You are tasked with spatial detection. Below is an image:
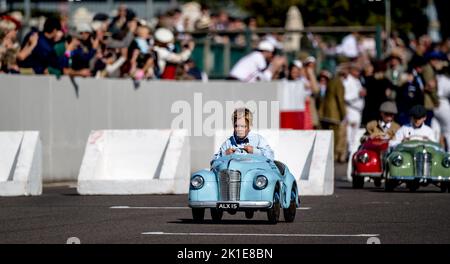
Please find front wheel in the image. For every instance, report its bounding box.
[352,176,364,189]
[385,179,396,192]
[439,183,447,193]
[245,210,254,219]
[407,181,419,192]
[374,178,382,188]
[283,188,297,223]
[384,167,395,192]
[267,187,280,224]
[192,208,205,222]
[210,208,223,222]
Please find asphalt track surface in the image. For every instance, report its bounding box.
[1,163,449,244]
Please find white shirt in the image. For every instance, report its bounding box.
[343,74,365,112]
[213,131,274,160]
[379,121,392,132]
[336,34,359,58]
[229,51,272,82]
[153,45,192,75]
[437,74,450,99]
[389,123,437,148]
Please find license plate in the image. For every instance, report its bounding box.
[217,203,239,210]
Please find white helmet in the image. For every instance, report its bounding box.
[293,60,303,69]
[154,28,174,43]
[257,40,275,52]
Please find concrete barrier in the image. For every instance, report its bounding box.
[346,129,366,182]
[0,75,279,182]
[214,130,334,195]
[0,131,42,196]
[77,129,190,195]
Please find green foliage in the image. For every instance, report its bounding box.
[235,0,429,35]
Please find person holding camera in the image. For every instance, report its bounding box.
[229,40,285,82]
[18,16,63,74]
[152,27,194,80]
[62,23,100,77]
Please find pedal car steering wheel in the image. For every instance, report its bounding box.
[405,135,429,142]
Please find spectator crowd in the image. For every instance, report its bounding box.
[1,3,450,157]
[0,3,265,81]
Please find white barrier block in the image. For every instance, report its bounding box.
[346,129,366,182]
[77,129,190,195]
[0,131,42,196]
[300,131,334,195]
[214,130,334,195]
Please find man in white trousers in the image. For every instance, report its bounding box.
[343,63,366,159]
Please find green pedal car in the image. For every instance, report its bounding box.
[384,136,450,192]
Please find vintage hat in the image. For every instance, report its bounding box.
[76,23,93,33]
[409,105,427,119]
[379,101,398,114]
[154,27,174,43]
[304,56,316,64]
[257,40,275,53]
[292,60,303,69]
[319,69,332,80]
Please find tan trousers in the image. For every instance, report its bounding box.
[325,123,347,162]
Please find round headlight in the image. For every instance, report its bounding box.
[358,152,369,164]
[190,175,204,189]
[391,155,403,167]
[442,156,450,168]
[255,175,268,189]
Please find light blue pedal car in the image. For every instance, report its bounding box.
[188,154,300,224]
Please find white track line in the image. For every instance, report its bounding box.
[142,232,379,237]
[110,206,188,210]
[110,206,311,210]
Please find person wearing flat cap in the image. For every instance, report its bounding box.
[363,101,400,141]
[389,104,437,148]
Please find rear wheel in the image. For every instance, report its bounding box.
[352,176,364,189]
[439,183,447,193]
[407,181,419,192]
[192,208,205,222]
[385,180,396,192]
[384,167,395,192]
[374,178,382,188]
[283,187,297,223]
[267,187,281,224]
[210,208,223,222]
[245,210,254,219]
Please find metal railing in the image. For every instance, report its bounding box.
[184,26,382,79]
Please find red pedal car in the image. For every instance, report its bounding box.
[351,137,390,188]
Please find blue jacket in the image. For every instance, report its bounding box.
[213,131,274,160]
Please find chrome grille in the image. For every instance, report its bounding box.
[219,170,241,201]
[414,151,432,177]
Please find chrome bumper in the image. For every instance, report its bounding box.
[189,201,272,209]
[353,172,383,178]
[388,176,450,181]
